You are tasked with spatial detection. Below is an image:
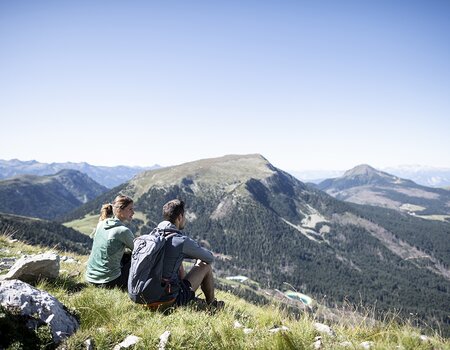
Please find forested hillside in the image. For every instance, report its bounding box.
[64,154,450,335]
[0,213,92,254]
[0,170,107,220]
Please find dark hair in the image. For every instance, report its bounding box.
[163,199,185,223]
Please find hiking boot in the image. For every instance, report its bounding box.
[190,297,208,311]
[208,299,225,311]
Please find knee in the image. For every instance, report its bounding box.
[195,260,212,273]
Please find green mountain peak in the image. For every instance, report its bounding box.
[128,154,276,200]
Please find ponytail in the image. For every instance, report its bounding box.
[99,195,133,221]
[100,203,113,221]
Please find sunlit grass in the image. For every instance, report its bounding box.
[63,214,99,236]
[2,235,450,350]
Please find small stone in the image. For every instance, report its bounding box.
[419,335,430,342]
[360,341,374,349]
[312,338,322,349]
[84,338,95,350]
[313,322,335,336]
[340,341,352,347]
[234,320,243,328]
[243,328,253,334]
[268,325,289,333]
[159,331,171,350]
[113,335,141,350]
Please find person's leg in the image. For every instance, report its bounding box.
[119,254,132,291]
[185,260,215,304]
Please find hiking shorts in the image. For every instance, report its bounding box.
[175,279,196,306]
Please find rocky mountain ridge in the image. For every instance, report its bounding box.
[0,159,159,188]
[317,164,450,220]
[292,165,450,188]
[0,169,107,220]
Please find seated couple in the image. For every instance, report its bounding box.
[85,196,223,308]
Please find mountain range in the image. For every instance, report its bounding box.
[317,164,450,221]
[0,159,159,188]
[291,165,450,188]
[62,154,450,333]
[0,169,107,220]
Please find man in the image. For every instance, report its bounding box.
[156,199,223,308]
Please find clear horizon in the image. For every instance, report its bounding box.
[1,1,449,171]
[3,155,450,175]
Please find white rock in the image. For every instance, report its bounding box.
[360,341,374,349]
[0,253,60,283]
[113,335,141,350]
[159,331,171,350]
[0,279,79,344]
[313,322,335,336]
[419,335,430,342]
[312,338,322,349]
[268,325,289,333]
[243,328,253,334]
[84,338,95,350]
[340,341,353,347]
[234,320,243,328]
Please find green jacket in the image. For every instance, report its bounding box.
[85,217,135,284]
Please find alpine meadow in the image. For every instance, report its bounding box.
[62,154,450,337]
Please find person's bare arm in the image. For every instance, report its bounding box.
[178,263,186,279]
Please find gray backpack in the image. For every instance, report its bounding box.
[128,227,180,304]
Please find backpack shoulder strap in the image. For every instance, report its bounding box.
[162,228,182,234]
[160,227,182,238]
[163,232,178,241]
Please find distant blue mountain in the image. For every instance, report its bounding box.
[317,164,450,218]
[383,165,450,188]
[0,159,160,188]
[290,165,450,188]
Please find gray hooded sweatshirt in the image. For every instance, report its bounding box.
[157,220,214,299]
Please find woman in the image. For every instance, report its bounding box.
[86,194,135,290]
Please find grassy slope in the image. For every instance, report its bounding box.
[0,236,448,350]
[63,211,148,236]
[63,213,98,236]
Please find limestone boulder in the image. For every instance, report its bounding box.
[0,253,59,283]
[0,279,79,344]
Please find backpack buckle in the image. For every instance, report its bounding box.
[162,278,172,293]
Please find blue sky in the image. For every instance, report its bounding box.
[1,0,449,171]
